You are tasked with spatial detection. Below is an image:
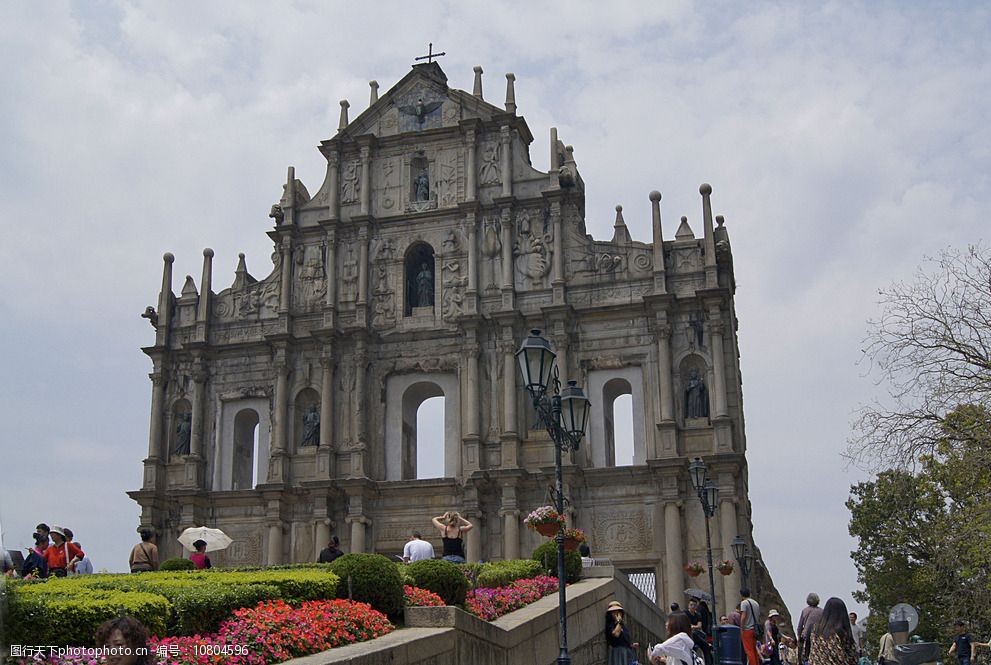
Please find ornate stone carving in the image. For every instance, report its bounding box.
[441,260,467,322]
[596,253,624,274]
[632,252,652,272]
[293,244,326,312]
[372,264,396,330]
[341,160,361,204]
[213,532,263,567]
[592,509,650,553]
[481,216,502,291]
[375,237,396,262]
[377,158,402,212]
[513,209,552,287]
[686,311,705,350]
[341,244,358,302]
[435,150,459,207]
[479,142,500,185]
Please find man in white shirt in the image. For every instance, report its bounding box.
[849,612,866,656]
[402,531,434,563]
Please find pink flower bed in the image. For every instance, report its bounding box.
[464,575,559,621]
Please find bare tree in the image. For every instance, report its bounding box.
[849,244,991,470]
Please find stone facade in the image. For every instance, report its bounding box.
[129,61,786,619]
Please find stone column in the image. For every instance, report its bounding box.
[354,342,368,445]
[314,520,331,561]
[325,228,337,309]
[664,500,685,606]
[348,516,367,553]
[320,355,334,448]
[650,191,667,293]
[156,253,175,344]
[279,237,292,314]
[553,332,569,383]
[147,372,166,460]
[500,126,512,197]
[196,248,213,342]
[466,520,481,563]
[189,366,207,458]
[503,340,517,436]
[551,202,564,302]
[466,212,478,296]
[701,184,717,288]
[465,129,477,201]
[501,509,520,560]
[465,345,480,438]
[267,523,283,565]
[357,228,369,306]
[359,145,371,216]
[708,320,728,418]
[657,322,675,422]
[720,498,739,606]
[500,209,513,290]
[327,152,340,221]
[273,363,289,453]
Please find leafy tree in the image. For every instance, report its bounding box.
[850,245,991,471]
[847,406,991,650]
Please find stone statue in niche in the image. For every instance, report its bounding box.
[415,263,434,306]
[415,171,430,202]
[686,311,704,350]
[300,404,320,447]
[174,413,192,456]
[481,216,502,291]
[341,161,360,204]
[684,369,709,419]
[479,142,500,185]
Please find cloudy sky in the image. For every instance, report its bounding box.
[2,1,987,622]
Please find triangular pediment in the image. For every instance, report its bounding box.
[335,62,510,141]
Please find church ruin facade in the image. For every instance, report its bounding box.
[130,60,784,613]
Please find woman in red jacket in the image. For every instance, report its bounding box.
[44,526,83,577]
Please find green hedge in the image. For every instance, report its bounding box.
[8,584,170,647]
[7,568,342,640]
[532,541,582,584]
[160,557,196,571]
[475,559,543,588]
[406,559,470,606]
[329,553,404,616]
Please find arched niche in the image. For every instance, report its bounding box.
[214,396,272,491]
[384,373,461,480]
[170,398,192,459]
[678,354,710,423]
[404,242,435,315]
[293,387,321,451]
[587,367,647,468]
[602,377,635,467]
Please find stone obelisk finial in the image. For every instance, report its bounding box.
[197,248,214,324]
[612,205,632,243]
[473,66,484,99]
[338,100,350,131]
[369,81,379,105]
[700,183,717,287]
[504,73,516,114]
[650,191,666,293]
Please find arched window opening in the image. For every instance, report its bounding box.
[233,409,259,490]
[400,381,444,479]
[404,242,436,315]
[603,378,633,467]
[416,397,445,479]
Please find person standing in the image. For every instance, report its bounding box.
[402,531,434,563]
[797,593,824,665]
[949,620,976,665]
[764,609,789,665]
[740,588,762,665]
[431,511,473,563]
[318,535,344,563]
[649,611,694,665]
[878,632,896,665]
[849,612,866,657]
[606,600,640,665]
[21,532,49,578]
[72,542,94,575]
[44,526,84,577]
[189,540,212,569]
[687,597,713,665]
[808,597,858,665]
[128,528,159,573]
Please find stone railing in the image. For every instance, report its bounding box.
[284,565,666,665]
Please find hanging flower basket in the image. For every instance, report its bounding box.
[684,561,705,577]
[524,506,566,538]
[562,527,586,552]
[717,560,735,576]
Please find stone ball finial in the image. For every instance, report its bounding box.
[369,80,378,88]
[699,183,712,195]
[615,204,623,212]
[239,252,246,259]
[163,252,175,263]
[474,65,483,73]
[649,191,662,202]
[681,216,688,222]
[716,215,725,227]
[340,99,350,109]
[203,248,215,258]
[506,72,516,81]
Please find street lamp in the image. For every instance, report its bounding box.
[731,535,753,590]
[517,329,590,665]
[689,457,721,665]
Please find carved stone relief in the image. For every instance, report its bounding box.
[441,260,467,322]
[513,209,552,288]
[397,87,445,132]
[479,142,500,185]
[481,216,502,292]
[592,509,650,553]
[212,531,263,567]
[372,264,396,330]
[341,244,358,303]
[293,244,326,312]
[375,158,402,215]
[435,150,460,207]
[341,160,361,204]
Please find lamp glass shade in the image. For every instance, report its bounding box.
[688,457,707,491]
[731,535,747,562]
[515,330,556,401]
[559,380,590,446]
[703,482,719,515]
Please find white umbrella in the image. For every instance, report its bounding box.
[178,526,232,553]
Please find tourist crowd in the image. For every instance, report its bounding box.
[3,523,92,579]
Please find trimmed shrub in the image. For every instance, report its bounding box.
[476,559,542,588]
[532,541,582,583]
[328,553,404,616]
[7,584,170,647]
[394,562,415,586]
[160,557,196,571]
[406,559,470,606]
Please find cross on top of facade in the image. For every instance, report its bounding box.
[415,43,446,64]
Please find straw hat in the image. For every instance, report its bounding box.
[768,609,781,618]
[607,601,625,613]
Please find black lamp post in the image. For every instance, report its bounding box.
[731,535,753,591]
[689,457,721,665]
[517,329,590,665]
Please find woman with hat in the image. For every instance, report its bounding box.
[606,600,640,665]
[43,525,84,577]
[763,609,791,665]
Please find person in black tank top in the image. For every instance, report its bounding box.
[431,511,474,563]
